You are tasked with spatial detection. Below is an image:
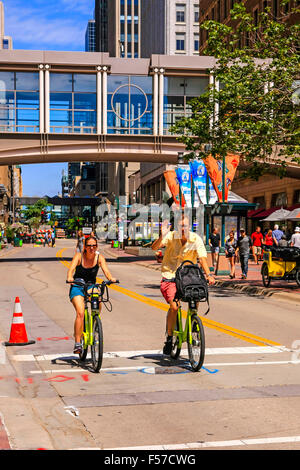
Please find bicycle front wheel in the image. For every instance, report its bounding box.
[79,316,88,362]
[91,315,103,373]
[187,315,205,372]
[170,317,181,359]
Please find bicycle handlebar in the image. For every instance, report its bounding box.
[66,279,119,287]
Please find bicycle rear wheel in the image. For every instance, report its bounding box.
[187,314,205,372]
[170,316,181,359]
[91,315,103,373]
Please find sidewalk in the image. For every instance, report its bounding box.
[102,243,300,304]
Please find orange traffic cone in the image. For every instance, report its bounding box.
[4,297,35,346]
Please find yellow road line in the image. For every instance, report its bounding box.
[57,248,281,347]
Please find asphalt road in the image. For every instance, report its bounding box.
[1,239,300,451]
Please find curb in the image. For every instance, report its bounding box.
[214,279,300,303]
[0,245,23,258]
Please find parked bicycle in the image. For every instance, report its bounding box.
[66,278,119,372]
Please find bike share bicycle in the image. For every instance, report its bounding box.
[67,278,119,372]
[170,260,210,372]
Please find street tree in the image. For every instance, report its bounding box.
[171,1,299,180]
[22,198,49,221]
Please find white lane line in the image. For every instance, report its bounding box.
[11,346,288,362]
[28,360,299,376]
[105,435,300,450]
[30,366,156,374]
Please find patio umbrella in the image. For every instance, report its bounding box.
[286,208,300,221]
[261,208,291,221]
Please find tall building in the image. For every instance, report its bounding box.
[85,19,96,52]
[0,1,12,49]
[140,0,200,57]
[95,0,108,53]
[95,0,141,58]
[95,0,200,58]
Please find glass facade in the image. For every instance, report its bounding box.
[163,76,209,134]
[0,71,39,132]
[107,75,152,134]
[120,0,139,58]
[50,73,97,134]
[0,70,209,136]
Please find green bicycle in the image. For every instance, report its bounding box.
[67,278,119,373]
[170,297,205,372]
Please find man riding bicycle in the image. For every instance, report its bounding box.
[152,214,215,355]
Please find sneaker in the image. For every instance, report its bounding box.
[163,336,173,355]
[73,342,82,354]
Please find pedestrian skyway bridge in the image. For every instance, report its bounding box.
[0,50,217,165]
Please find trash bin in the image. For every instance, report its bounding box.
[19,240,23,247]
[113,241,119,248]
[14,237,20,247]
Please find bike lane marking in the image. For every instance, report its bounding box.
[57,248,281,348]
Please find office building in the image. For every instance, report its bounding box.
[0,2,12,50]
[140,0,200,57]
[95,0,141,58]
[85,19,96,52]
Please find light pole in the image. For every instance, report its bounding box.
[177,151,184,208]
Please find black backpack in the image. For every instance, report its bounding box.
[174,260,210,315]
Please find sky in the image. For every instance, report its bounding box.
[2,0,95,196]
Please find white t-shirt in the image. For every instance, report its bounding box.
[291,233,300,248]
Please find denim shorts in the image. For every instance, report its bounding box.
[69,285,85,301]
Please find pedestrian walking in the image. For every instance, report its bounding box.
[209,227,220,268]
[264,229,274,247]
[291,227,300,248]
[278,234,288,247]
[225,230,237,279]
[76,229,85,254]
[272,224,284,246]
[51,229,56,247]
[236,228,252,279]
[251,226,263,263]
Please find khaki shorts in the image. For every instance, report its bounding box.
[253,246,262,255]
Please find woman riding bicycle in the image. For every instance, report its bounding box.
[67,235,116,354]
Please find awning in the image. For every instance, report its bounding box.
[252,207,279,219]
[261,208,291,221]
[248,208,265,218]
[287,208,300,221]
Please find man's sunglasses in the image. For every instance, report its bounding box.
[86,244,97,248]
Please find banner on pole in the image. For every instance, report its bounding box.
[175,165,200,208]
[164,170,185,206]
[189,159,217,205]
[203,154,240,202]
